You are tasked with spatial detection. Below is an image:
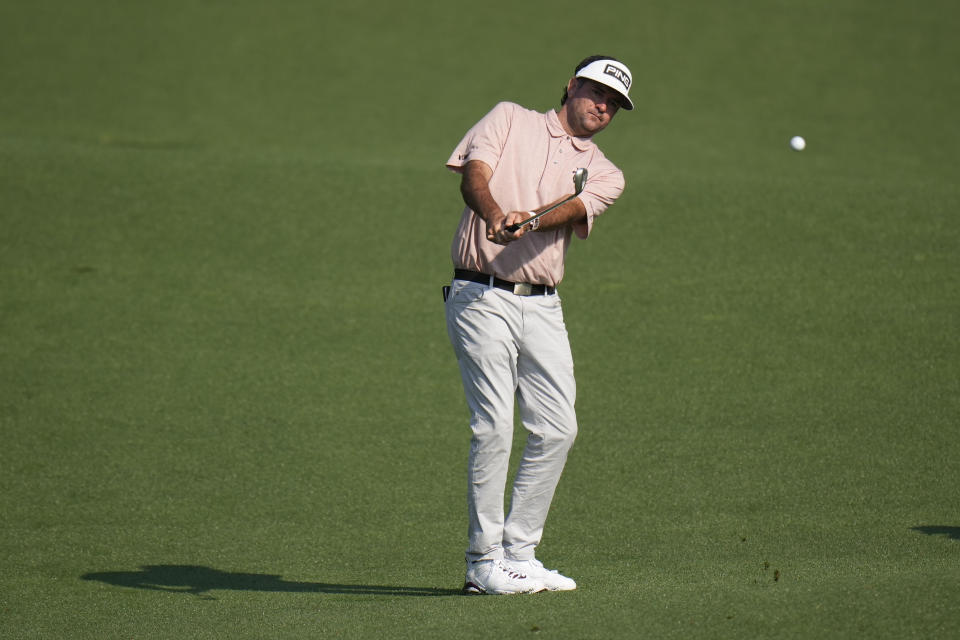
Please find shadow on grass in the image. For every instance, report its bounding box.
[81,564,462,598]
[911,525,960,540]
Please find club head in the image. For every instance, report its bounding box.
[573,168,587,194]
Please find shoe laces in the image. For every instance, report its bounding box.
[497,560,527,580]
[521,558,559,575]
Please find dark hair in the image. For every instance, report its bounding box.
[560,55,622,106]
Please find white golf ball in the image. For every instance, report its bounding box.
[790,136,806,151]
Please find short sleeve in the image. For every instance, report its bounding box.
[572,164,625,239]
[446,102,518,174]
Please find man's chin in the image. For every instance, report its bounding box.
[579,120,607,136]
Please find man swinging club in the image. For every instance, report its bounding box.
[443,55,634,595]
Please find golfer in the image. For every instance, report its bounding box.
[444,55,633,595]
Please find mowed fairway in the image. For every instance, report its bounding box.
[2,1,958,638]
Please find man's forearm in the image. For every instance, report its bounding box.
[460,161,504,224]
[529,197,588,231]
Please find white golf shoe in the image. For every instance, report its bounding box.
[504,558,577,591]
[463,559,547,595]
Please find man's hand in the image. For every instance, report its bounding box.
[486,211,532,245]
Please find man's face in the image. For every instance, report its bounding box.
[562,78,622,137]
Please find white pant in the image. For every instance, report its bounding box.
[445,278,578,563]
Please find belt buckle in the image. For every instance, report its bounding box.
[513,282,533,296]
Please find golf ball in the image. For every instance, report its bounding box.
[790,135,806,151]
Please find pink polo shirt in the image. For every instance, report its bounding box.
[446,101,625,287]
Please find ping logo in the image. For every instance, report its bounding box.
[604,64,631,90]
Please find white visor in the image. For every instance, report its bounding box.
[574,59,634,110]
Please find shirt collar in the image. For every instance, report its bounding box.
[546,110,594,151]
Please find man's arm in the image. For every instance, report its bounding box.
[460,160,587,243]
[460,160,520,245]
[460,160,503,227]
[526,195,587,232]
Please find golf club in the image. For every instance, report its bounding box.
[506,167,587,232]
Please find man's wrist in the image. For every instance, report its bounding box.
[527,211,540,231]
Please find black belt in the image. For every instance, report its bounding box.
[454,269,555,296]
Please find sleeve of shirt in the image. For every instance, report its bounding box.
[573,161,625,239]
[445,102,516,174]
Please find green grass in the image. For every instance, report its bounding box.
[2,0,959,638]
